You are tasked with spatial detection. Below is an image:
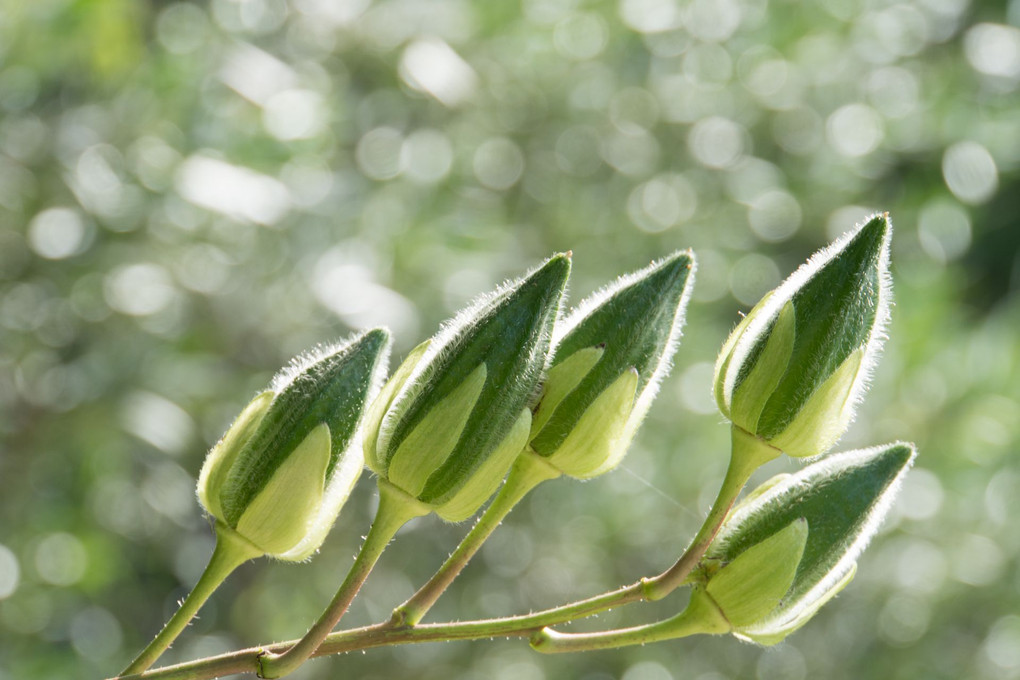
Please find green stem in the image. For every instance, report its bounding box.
[257,480,428,679]
[392,449,561,626]
[111,426,778,680]
[109,590,725,680]
[530,587,730,654]
[110,565,658,679]
[641,425,780,600]
[120,525,261,676]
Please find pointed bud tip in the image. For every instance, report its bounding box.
[659,249,695,269]
[359,327,392,350]
[887,441,917,467]
[532,252,572,283]
[855,212,892,248]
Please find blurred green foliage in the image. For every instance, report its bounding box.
[1,0,1018,678]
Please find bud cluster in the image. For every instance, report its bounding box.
[169,214,914,674]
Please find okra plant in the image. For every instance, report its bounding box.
[112,213,915,680]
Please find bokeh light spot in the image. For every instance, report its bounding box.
[555,126,603,176]
[177,155,291,224]
[729,253,780,306]
[773,107,822,156]
[917,198,971,263]
[400,38,477,108]
[827,104,884,157]
[619,0,681,34]
[104,264,177,317]
[878,593,931,646]
[866,67,920,119]
[603,129,660,176]
[474,137,525,190]
[34,532,88,587]
[942,141,998,205]
[0,544,19,599]
[71,606,123,661]
[952,534,1005,587]
[894,538,947,593]
[402,129,454,184]
[554,13,609,60]
[28,208,86,260]
[121,390,196,456]
[984,616,1020,671]
[756,644,807,680]
[263,89,326,141]
[748,190,802,243]
[678,361,717,415]
[628,174,696,233]
[896,467,943,521]
[622,661,673,680]
[965,23,1020,81]
[689,116,745,169]
[684,0,741,43]
[356,127,405,181]
[157,3,211,55]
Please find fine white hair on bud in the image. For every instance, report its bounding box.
[198,328,392,560]
[365,254,571,521]
[376,255,568,460]
[529,251,695,479]
[707,441,916,644]
[714,213,893,458]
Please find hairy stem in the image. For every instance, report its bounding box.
[641,425,780,600]
[392,450,561,626]
[111,426,775,680]
[120,525,261,676]
[257,480,428,678]
[530,587,730,654]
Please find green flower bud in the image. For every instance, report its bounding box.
[528,251,695,478]
[714,214,892,457]
[365,255,570,522]
[198,329,391,561]
[703,441,916,644]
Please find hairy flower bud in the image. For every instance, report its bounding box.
[198,329,391,560]
[528,251,695,478]
[364,255,570,521]
[702,441,916,644]
[714,214,892,457]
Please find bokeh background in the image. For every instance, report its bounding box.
[1,0,1019,678]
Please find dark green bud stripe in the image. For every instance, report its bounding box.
[383,255,570,506]
[708,442,915,617]
[219,329,390,526]
[531,251,693,456]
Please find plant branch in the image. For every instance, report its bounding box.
[530,587,730,654]
[120,525,262,676]
[641,425,780,600]
[256,480,428,678]
[392,449,561,626]
[111,425,775,680]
